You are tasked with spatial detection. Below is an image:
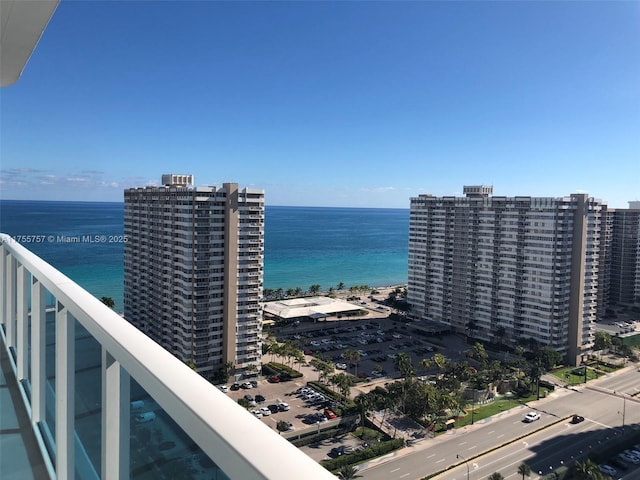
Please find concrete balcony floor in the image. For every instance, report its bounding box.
[0,339,48,480]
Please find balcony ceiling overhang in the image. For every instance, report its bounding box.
[1,0,58,87]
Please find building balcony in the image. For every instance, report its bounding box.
[0,234,334,480]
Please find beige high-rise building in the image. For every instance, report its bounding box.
[408,186,608,365]
[124,175,264,380]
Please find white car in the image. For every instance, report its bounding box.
[523,412,540,422]
[598,465,617,476]
[218,385,228,393]
[259,407,271,416]
[278,402,290,411]
[251,410,263,419]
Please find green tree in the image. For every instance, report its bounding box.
[574,458,604,480]
[535,346,561,371]
[309,284,321,295]
[100,296,115,309]
[331,373,351,398]
[344,349,361,377]
[338,465,360,480]
[354,393,373,428]
[594,331,612,351]
[337,282,345,290]
[517,463,531,480]
[393,352,415,379]
[488,473,504,480]
[467,342,489,369]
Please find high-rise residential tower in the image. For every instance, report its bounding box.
[124,175,264,380]
[408,186,608,365]
[608,202,640,306]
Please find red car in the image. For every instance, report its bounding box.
[268,375,281,383]
[324,408,337,419]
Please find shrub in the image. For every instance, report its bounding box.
[263,362,303,378]
[321,439,404,471]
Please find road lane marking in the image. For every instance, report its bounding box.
[468,445,477,450]
[427,454,435,459]
[400,474,411,478]
[459,442,467,446]
[437,458,445,463]
[390,468,401,473]
[488,430,495,434]
[497,434,504,439]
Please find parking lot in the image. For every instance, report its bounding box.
[223,374,344,435]
[220,309,470,460]
[273,316,464,383]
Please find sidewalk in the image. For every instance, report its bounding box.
[357,385,573,472]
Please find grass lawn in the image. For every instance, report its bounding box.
[452,389,549,428]
[551,366,600,385]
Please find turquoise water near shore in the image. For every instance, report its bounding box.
[0,200,409,310]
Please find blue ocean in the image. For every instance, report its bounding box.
[0,200,409,311]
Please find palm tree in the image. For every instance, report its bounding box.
[354,393,372,428]
[100,296,115,309]
[393,352,415,380]
[488,473,504,480]
[517,463,531,480]
[574,459,604,480]
[309,284,321,295]
[338,465,360,479]
[337,282,345,290]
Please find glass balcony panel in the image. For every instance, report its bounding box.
[74,318,102,476]
[44,305,56,456]
[130,379,230,480]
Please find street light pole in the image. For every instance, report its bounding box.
[457,454,470,480]
[471,391,476,425]
[615,391,626,431]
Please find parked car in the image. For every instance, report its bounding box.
[218,385,229,393]
[251,409,262,419]
[329,446,354,457]
[621,450,640,464]
[255,394,266,403]
[523,412,540,423]
[278,402,290,411]
[241,382,253,389]
[250,380,258,388]
[230,383,240,391]
[158,441,176,451]
[571,415,584,424]
[135,412,156,423]
[259,407,271,416]
[598,465,617,476]
[268,375,281,383]
[325,409,337,419]
[267,404,279,414]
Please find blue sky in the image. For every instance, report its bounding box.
[1,1,638,208]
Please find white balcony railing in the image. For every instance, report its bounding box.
[0,234,335,480]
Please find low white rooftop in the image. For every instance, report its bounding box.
[264,296,362,319]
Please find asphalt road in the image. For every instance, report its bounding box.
[359,367,640,480]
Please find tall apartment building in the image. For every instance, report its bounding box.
[408,186,608,365]
[124,175,264,380]
[608,202,640,305]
